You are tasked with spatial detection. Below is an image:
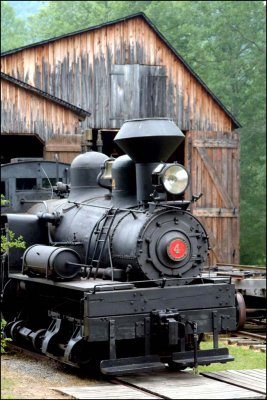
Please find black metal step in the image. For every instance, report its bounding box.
[100,355,165,375]
[172,348,234,367]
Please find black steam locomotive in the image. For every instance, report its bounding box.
[1,119,242,375]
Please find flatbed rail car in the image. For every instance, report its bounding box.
[203,264,266,320]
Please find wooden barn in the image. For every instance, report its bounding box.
[0,12,241,265]
[1,72,90,164]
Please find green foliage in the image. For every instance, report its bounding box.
[1,195,26,255]
[1,320,12,354]
[1,1,28,52]
[26,1,153,43]
[8,0,48,20]
[1,230,26,254]
[2,1,266,264]
[1,194,9,206]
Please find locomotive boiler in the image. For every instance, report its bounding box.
[1,118,243,375]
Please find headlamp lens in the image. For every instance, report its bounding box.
[162,165,189,194]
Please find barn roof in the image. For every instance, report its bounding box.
[1,72,91,120]
[1,12,241,128]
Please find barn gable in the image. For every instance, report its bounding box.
[1,12,240,132]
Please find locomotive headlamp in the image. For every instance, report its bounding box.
[152,163,189,195]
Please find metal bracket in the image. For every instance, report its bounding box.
[144,317,151,355]
[64,325,84,363]
[41,318,63,355]
[212,311,219,348]
[109,319,116,359]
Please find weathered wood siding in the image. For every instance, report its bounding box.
[1,78,82,138]
[44,134,81,163]
[1,16,234,132]
[1,78,82,162]
[185,131,240,265]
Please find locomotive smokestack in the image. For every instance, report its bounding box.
[114,118,184,204]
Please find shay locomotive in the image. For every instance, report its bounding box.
[1,118,243,375]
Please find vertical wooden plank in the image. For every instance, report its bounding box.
[107,24,115,65]
[123,18,129,64]
[88,30,95,127]
[128,18,135,64]
[15,52,21,80]
[183,70,188,131]
[195,84,200,131]
[42,43,49,93]
[149,24,156,65]
[101,26,108,128]
[53,40,61,99]
[106,25,114,128]
[1,55,6,74]
[94,29,101,128]
[47,43,54,95]
[140,18,146,64]
[198,86,203,131]
[179,64,185,129]
[80,32,87,112]
[72,34,79,107]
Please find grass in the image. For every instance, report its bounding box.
[1,377,14,399]
[197,339,266,373]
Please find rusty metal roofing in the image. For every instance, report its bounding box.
[1,72,91,120]
[0,12,240,128]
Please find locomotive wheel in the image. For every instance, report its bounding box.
[3,321,15,339]
[32,329,46,352]
[10,320,24,342]
[235,292,246,330]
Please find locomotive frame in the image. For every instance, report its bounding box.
[1,118,242,375]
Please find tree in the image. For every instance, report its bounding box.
[1,1,28,52]
[26,1,153,43]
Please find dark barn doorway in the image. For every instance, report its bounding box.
[1,134,44,164]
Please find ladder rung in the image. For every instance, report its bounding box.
[89,208,117,272]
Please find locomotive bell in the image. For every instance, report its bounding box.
[101,159,114,180]
[114,118,185,203]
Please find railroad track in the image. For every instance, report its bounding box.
[5,343,266,399]
[218,319,266,352]
[226,330,266,352]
